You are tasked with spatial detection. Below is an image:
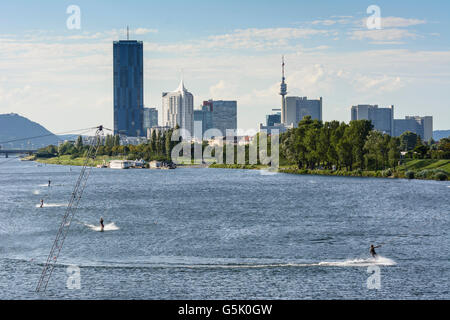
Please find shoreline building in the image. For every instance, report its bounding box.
[273,57,322,129]
[351,104,394,136]
[266,109,281,127]
[194,100,237,139]
[194,105,213,140]
[259,109,288,135]
[143,107,158,136]
[285,96,323,127]
[162,79,194,138]
[113,37,144,137]
[394,116,433,141]
[206,100,237,137]
[147,126,171,139]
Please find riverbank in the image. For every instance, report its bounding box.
[210,159,450,181]
[35,155,122,167]
[33,156,449,180]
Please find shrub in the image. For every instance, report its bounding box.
[434,172,448,181]
[405,171,415,179]
[382,168,392,177]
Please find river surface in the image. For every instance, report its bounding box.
[0,159,449,299]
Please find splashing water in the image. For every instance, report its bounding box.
[84,222,120,232]
[35,203,68,208]
[318,256,396,267]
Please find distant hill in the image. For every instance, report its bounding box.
[433,130,450,141]
[0,113,59,149]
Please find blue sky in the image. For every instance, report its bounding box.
[0,0,449,133]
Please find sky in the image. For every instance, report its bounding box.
[0,0,449,134]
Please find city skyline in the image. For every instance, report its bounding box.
[1,0,450,134]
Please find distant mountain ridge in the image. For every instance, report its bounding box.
[433,130,450,141]
[0,113,59,149]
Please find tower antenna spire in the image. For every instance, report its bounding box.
[280,55,287,124]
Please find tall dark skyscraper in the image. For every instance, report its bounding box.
[113,39,144,137]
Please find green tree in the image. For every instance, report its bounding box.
[151,130,157,153]
[165,129,173,159]
[76,135,83,149]
[348,120,373,169]
[399,131,418,151]
[364,131,387,170]
[388,137,401,168]
[114,135,120,147]
[337,127,353,171]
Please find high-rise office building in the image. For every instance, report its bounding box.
[285,96,323,127]
[194,106,213,139]
[351,104,394,136]
[162,79,194,137]
[258,109,286,135]
[394,116,433,141]
[421,116,433,141]
[266,113,281,127]
[207,100,237,137]
[143,107,158,136]
[113,39,144,137]
[193,100,237,138]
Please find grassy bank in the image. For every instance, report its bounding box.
[35,155,122,167]
[400,159,450,173]
[34,156,449,180]
[210,159,450,181]
[209,163,273,170]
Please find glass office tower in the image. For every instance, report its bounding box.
[113,40,144,137]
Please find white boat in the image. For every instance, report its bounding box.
[133,159,146,168]
[149,160,162,169]
[109,160,133,169]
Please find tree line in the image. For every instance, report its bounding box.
[36,128,178,162]
[280,116,449,171]
[36,117,449,169]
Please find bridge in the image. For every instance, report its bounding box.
[0,149,37,158]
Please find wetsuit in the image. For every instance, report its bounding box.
[370,245,381,258]
[100,218,104,231]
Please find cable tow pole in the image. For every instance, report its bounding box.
[36,126,104,293]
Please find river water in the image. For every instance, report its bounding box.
[0,159,449,299]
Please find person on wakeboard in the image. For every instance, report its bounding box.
[40,199,44,208]
[370,244,382,258]
[100,217,104,232]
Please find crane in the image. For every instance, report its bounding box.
[36,125,105,292]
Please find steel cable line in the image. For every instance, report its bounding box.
[0,126,102,145]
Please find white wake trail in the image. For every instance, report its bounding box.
[84,222,120,232]
[318,256,396,267]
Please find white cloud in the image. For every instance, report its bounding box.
[209,80,238,100]
[352,75,406,93]
[1,26,450,132]
[379,17,426,28]
[349,28,418,41]
[311,20,337,26]
[134,28,158,35]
